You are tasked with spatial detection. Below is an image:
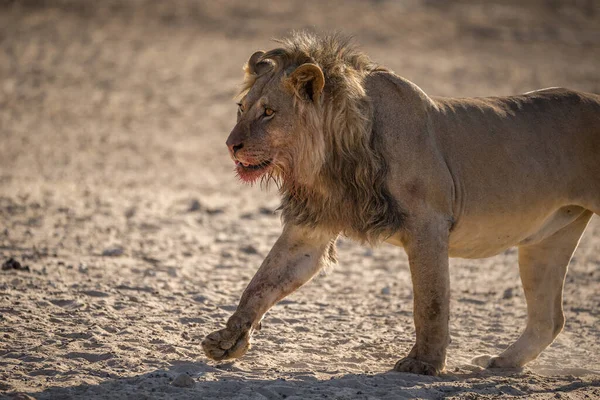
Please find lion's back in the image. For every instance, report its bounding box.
[429,87,600,221]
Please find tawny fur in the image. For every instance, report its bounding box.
[205,31,600,376]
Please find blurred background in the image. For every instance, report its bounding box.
[2,0,599,201]
[1,1,599,398]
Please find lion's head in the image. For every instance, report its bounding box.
[226,32,404,243]
[226,32,376,186]
[226,46,326,186]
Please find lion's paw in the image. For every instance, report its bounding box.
[202,326,251,361]
[471,354,493,368]
[471,354,520,369]
[393,357,440,376]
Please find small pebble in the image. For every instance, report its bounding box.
[1,257,30,272]
[502,288,515,299]
[102,246,124,257]
[124,206,136,218]
[171,373,195,387]
[205,207,224,215]
[240,245,258,255]
[259,207,274,215]
[188,199,201,212]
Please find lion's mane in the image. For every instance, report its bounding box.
[244,32,405,244]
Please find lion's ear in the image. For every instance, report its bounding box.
[287,63,325,102]
[245,51,273,75]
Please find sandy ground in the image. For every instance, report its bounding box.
[1,1,599,399]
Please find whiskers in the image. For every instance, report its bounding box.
[259,163,281,190]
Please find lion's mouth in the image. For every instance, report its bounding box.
[235,159,271,171]
[235,159,273,183]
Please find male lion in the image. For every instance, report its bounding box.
[202,32,600,375]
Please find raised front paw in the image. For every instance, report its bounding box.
[202,317,252,361]
[393,357,441,376]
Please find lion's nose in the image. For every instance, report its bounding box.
[227,140,244,155]
[226,124,246,155]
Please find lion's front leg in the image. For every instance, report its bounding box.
[394,220,451,376]
[202,224,336,361]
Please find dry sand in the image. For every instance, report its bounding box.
[1,1,599,399]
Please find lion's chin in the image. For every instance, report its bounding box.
[235,160,273,184]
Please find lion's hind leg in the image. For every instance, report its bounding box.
[473,210,593,369]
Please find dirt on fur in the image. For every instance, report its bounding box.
[1,1,599,399]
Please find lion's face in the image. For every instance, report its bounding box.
[226,72,297,184]
[226,54,326,185]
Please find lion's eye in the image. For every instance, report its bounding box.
[237,103,245,113]
[264,108,274,117]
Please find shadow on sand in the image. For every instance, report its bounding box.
[8,360,600,400]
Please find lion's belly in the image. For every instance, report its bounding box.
[447,205,585,259]
[446,217,532,259]
[386,205,585,259]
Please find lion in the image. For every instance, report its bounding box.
[202,32,600,376]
